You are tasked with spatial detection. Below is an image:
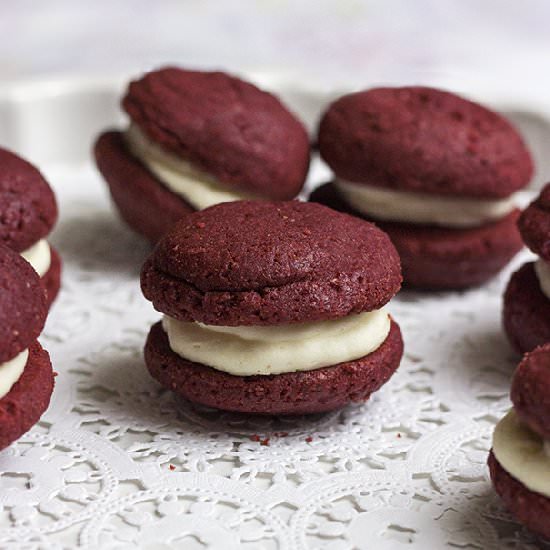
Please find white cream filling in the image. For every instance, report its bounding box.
[0,349,28,399]
[492,409,550,498]
[125,124,255,210]
[534,258,550,300]
[162,308,391,376]
[334,179,516,228]
[20,239,51,277]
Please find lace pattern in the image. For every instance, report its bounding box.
[0,166,546,549]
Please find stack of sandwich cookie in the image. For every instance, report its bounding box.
[0,147,61,307]
[311,86,533,289]
[95,66,311,242]
[504,183,550,353]
[141,200,404,415]
[0,244,54,450]
[489,344,550,540]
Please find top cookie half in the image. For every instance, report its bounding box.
[318,86,532,199]
[123,67,310,200]
[141,201,402,325]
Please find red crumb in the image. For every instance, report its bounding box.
[397,433,401,438]
[249,433,287,445]
[305,436,313,443]
[169,464,176,471]
[53,372,59,377]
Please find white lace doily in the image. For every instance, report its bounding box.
[0,163,547,550]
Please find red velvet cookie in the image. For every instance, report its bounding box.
[518,182,550,260]
[0,147,57,251]
[141,201,402,325]
[503,263,550,354]
[95,131,194,243]
[0,340,54,451]
[488,451,550,541]
[96,67,310,242]
[310,183,523,289]
[510,344,550,439]
[141,200,403,415]
[0,244,47,362]
[0,146,61,306]
[314,86,532,289]
[124,67,310,199]
[318,86,532,198]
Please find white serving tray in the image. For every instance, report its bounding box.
[0,74,547,550]
[1,72,550,190]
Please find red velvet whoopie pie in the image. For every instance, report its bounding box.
[489,344,550,541]
[503,183,550,354]
[141,200,404,415]
[0,147,61,307]
[95,67,311,242]
[0,244,54,451]
[311,86,533,289]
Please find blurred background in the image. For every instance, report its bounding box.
[1,0,550,184]
[1,0,550,93]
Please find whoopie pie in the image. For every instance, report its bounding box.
[503,183,550,353]
[0,147,61,307]
[140,200,404,415]
[95,67,311,242]
[0,244,54,450]
[489,344,550,540]
[311,86,533,289]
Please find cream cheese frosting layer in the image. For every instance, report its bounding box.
[162,308,391,376]
[20,239,51,277]
[125,124,255,210]
[334,179,516,228]
[492,409,550,499]
[534,258,550,300]
[0,349,28,399]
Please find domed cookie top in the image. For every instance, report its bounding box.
[123,67,310,200]
[0,244,47,362]
[511,343,550,440]
[318,86,533,199]
[518,183,550,260]
[141,200,402,325]
[0,147,58,252]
